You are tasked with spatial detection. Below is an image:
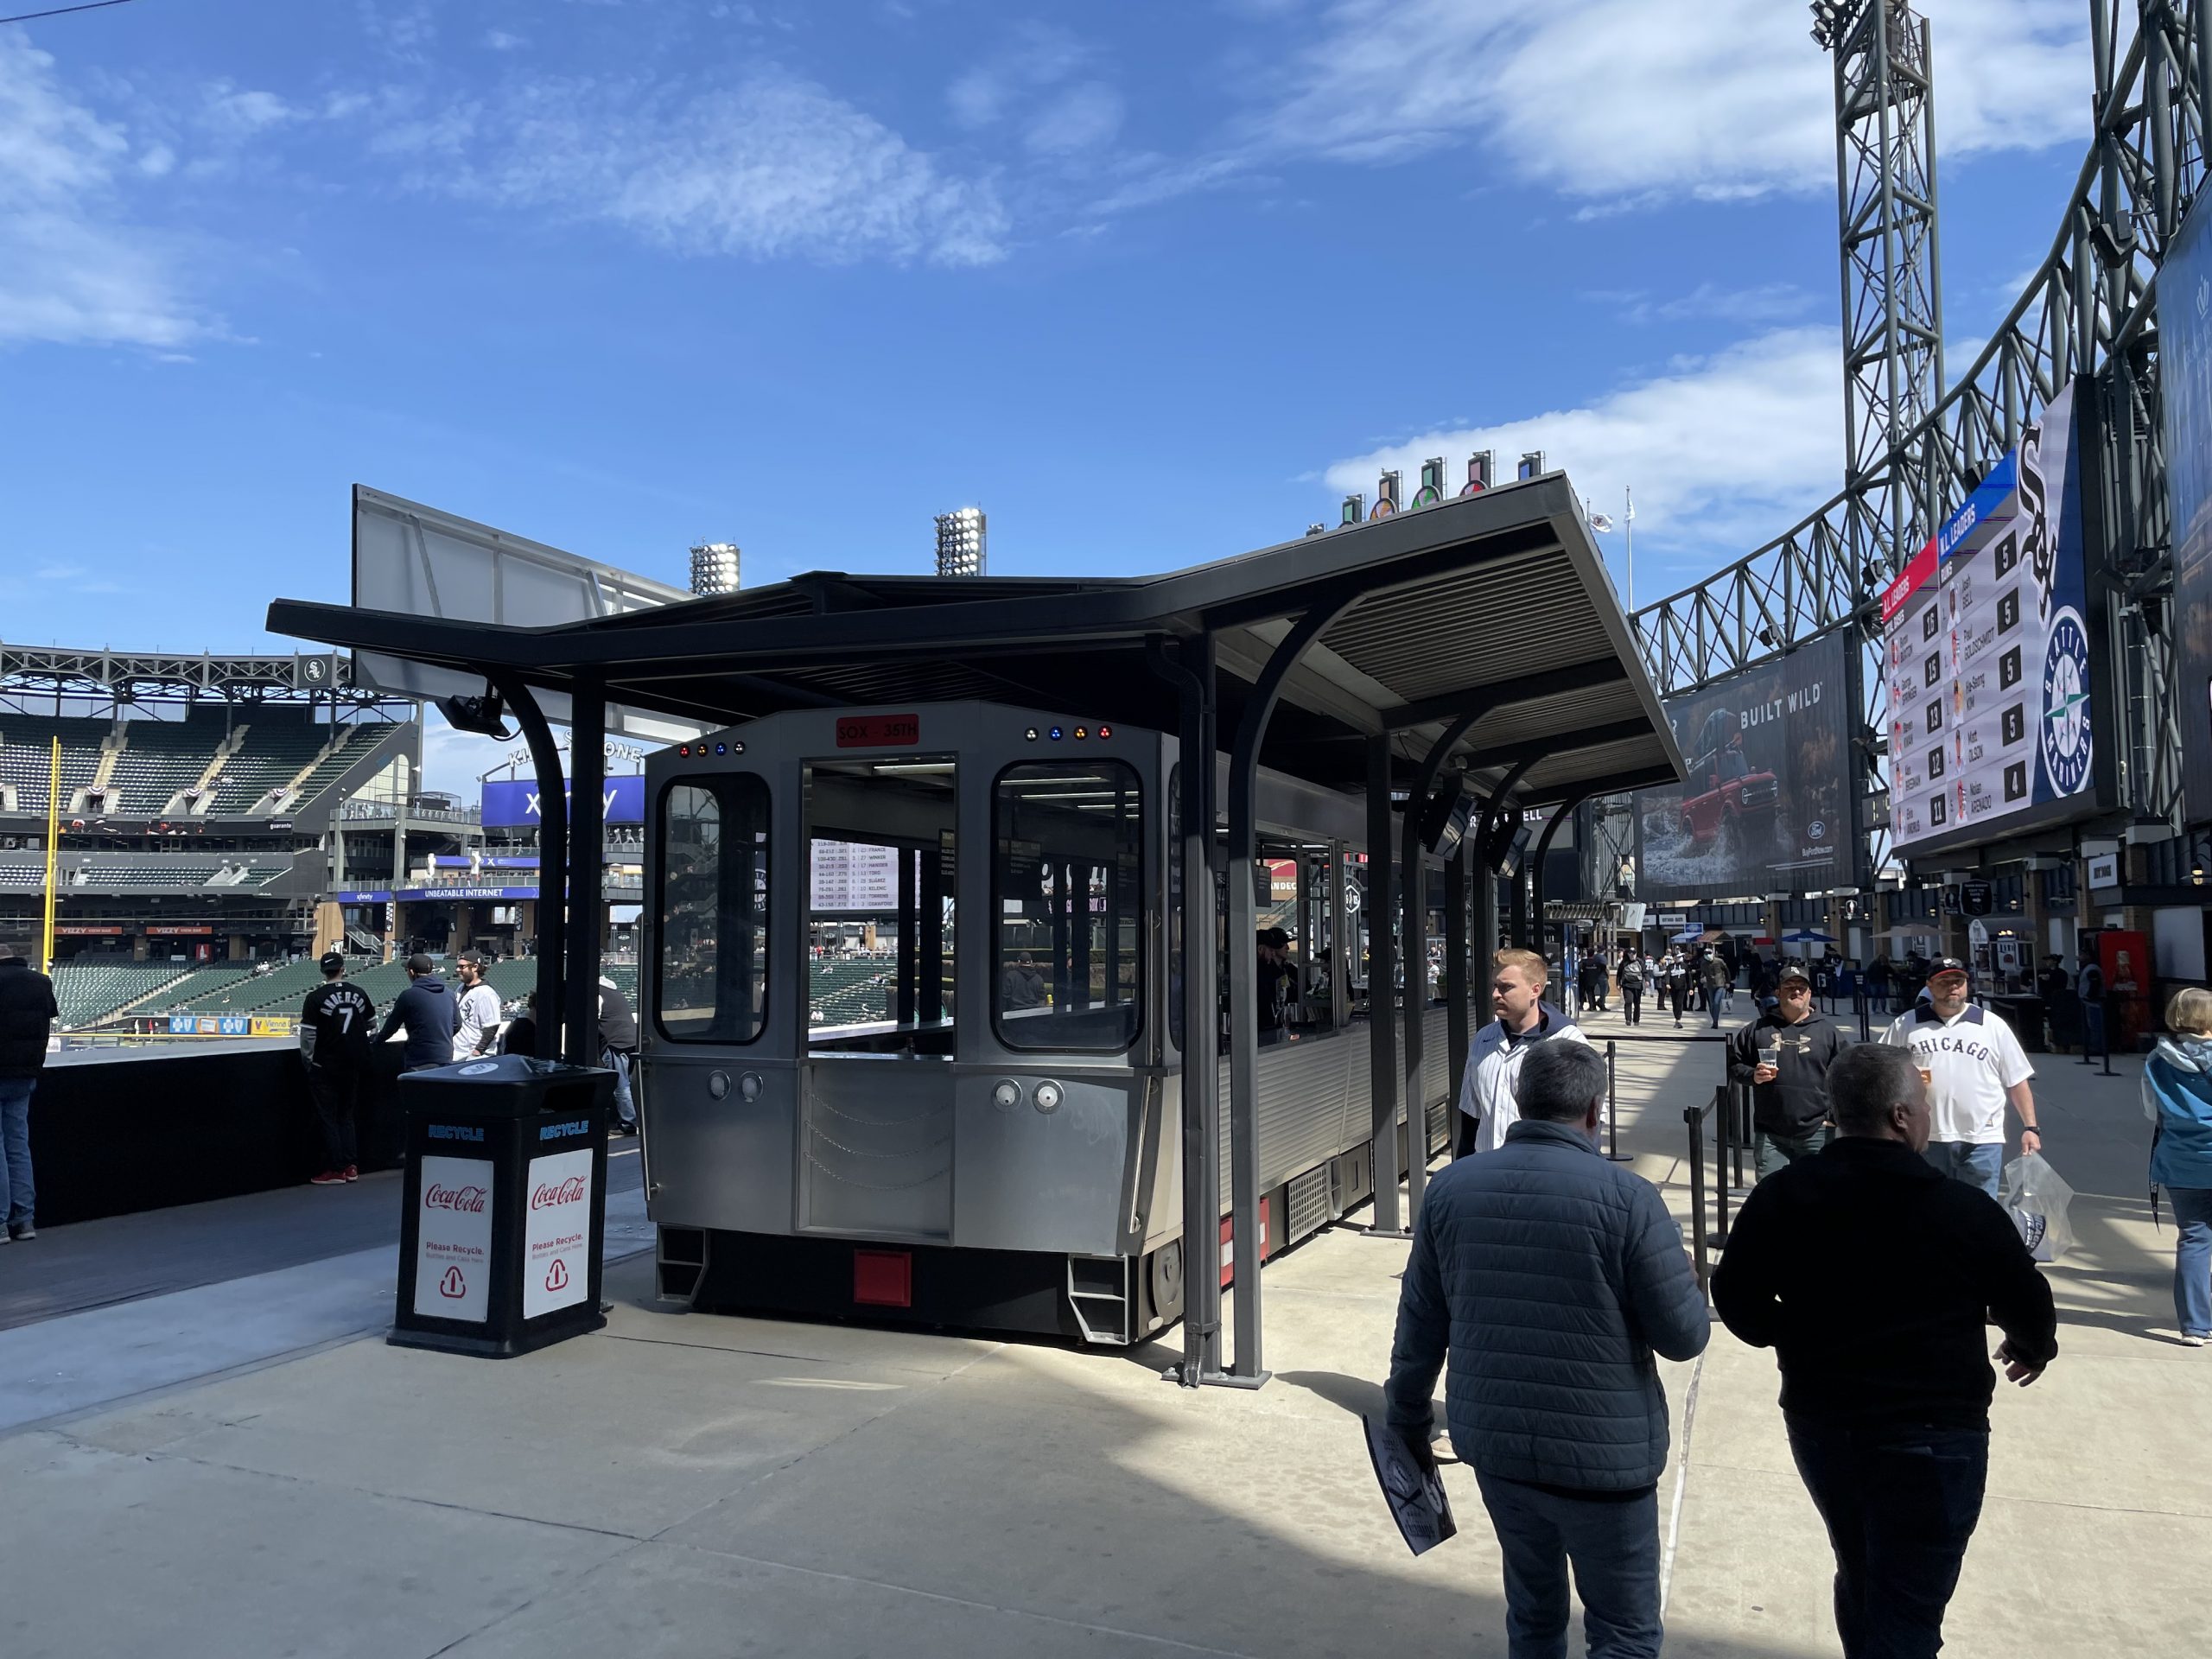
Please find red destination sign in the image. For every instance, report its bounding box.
[835,713,921,749]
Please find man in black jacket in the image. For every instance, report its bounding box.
[374,954,457,1071]
[0,943,58,1243]
[1727,963,1850,1179]
[1713,1042,2057,1659]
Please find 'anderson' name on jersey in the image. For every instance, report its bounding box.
[302,982,376,1071]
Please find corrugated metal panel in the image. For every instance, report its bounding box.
[1287,1165,1332,1240]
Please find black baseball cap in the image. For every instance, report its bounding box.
[1928,956,1970,979]
[319,950,346,973]
[1777,962,1812,985]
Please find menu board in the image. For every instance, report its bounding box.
[1882,379,2098,852]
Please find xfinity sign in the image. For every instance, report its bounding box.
[482,776,645,829]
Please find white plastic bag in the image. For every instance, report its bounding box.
[2001,1151,2076,1262]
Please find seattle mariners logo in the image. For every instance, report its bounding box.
[2040,607,2094,797]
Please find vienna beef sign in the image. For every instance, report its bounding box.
[523,1148,594,1319]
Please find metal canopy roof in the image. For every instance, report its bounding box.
[267,473,1685,808]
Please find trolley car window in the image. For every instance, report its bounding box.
[993,761,1141,1051]
[656,776,770,1044]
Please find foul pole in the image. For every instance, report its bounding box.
[41,737,60,972]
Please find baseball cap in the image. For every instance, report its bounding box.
[1258,926,1291,948]
[319,950,346,973]
[1777,962,1812,986]
[1928,956,1970,979]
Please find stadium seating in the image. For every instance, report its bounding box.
[132,962,257,1015]
[166,957,327,1015]
[207,715,340,815]
[106,712,229,816]
[0,716,107,814]
[50,958,196,1027]
[289,723,393,808]
[810,958,891,1025]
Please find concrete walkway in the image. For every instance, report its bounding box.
[0,1020,2200,1657]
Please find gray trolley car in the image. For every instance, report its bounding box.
[640,699,1455,1345]
[272,474,1682,1377]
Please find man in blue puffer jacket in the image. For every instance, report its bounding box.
[1385,1040,1708,1658]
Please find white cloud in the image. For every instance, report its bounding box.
[1123,0,2088,213]
[1026,82,1122,156]
[365,71,1008,267]
[484,30,527,52]
[418,710,513,799]
[1324,327,1844,599]
[0,34,211,350]
[1600,282,1817,327]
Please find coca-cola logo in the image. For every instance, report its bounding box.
[531,1176,587,1211]
[424,1183,487,1212]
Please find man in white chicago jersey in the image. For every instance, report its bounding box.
[1456,947,1591,1157]
[1881,956,2042,1196]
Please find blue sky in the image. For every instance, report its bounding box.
[1,0,2095,788]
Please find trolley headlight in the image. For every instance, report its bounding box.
[739,1072,764,1102]
[1033,1079,1064,1114]
[707,1071,731,1100]
[992,1078,1022,1110]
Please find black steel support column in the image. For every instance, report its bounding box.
[1147,635,1224,1388]
[1508,845,1530,949]
[564,675,606,1067]
[493,675,566,1062]
[1399,715,1476,1220]
[1445,843,1470,1117]
[1227,593,1357,1382]
[1529,793,1590,981]
[1366,735,1401,1228]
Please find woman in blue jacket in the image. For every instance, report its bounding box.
[2144,987,2212,1344]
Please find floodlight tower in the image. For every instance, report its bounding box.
[934,507,987,576]
[1812,0,1945,583]
[690,542,741,596]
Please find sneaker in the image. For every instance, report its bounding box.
[343,1166,359,1183]
[309,1170,346,1186]
[2183,1333,2209,1347]
[10,1226,32,1242]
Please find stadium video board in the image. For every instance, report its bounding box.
[1881,378,2106,855]
[2160,190,2212,826]
[1632,629,1859,903]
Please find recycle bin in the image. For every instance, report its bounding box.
[390,1053,615,1359]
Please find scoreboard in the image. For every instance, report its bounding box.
[1882,380,2098,853]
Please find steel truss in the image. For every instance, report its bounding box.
[1633,0,2206,837]
[0,642,398,712]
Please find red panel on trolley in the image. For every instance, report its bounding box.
[835,714,921,748]
[853,1249,912,1307]
[1218,1198,1272,1289]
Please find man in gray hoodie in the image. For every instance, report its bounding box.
[1387,1040,1708,1657]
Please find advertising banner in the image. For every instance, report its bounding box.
[414,1156,493,1321]
[522,1148,594,1319]
[1882,379,2100,853]
[481,775,645,829]
[1632,630,1857,903]
[2161,188,2212,825]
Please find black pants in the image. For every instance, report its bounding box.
[1453,1109,1480,1160]
[307,1065,359,1172]
[1621,986,1642,1025]
[1786,1414,1988,1658]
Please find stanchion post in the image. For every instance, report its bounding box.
[1712,1084,1733,1248]
[1605,1039,1631,1161]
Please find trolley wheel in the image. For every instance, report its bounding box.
[1149,1240,1184,1322]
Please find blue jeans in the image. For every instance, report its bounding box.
[1786,1415,1988,1658]
[1922,1141,2002,1198]
[1756,1122,1833,1179]
[1705,987,1725,1027]
[2168,1185,2212,1339]
[1473,1471,1661,1659]
[0,1076,35,1232]
[601,1048,635,1128]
